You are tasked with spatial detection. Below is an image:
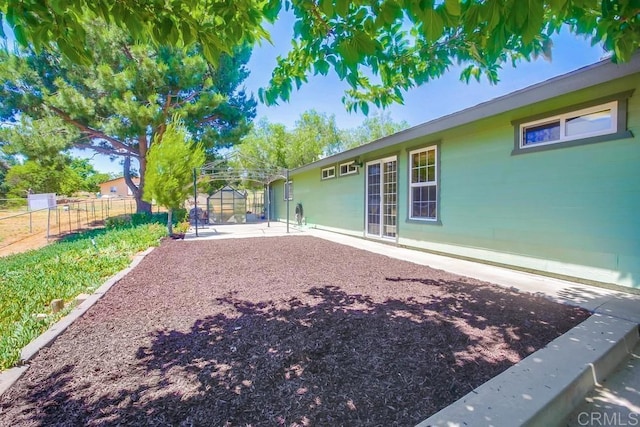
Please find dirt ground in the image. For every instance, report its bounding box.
[0,236,590,426]
[0,198,136,257]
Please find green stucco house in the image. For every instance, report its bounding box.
[272,55,640,289]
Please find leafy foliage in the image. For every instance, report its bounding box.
[0,0,276,65]
[235,118,290,170]
[0,149,15,199]
[1,1,639,110]
[143,116,205,234]
[69,158,112,193]
[0,223,166,370]
[0,20,256,212]
[4,159,82,198]
[261,0,640,110]
[0,0,640,114]
[339,111,410,152]
[0,118,108,196]
[233,110,408,174]
[233,110,341,173]
[288,110,343,166]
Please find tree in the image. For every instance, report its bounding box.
[0,149,15,199]
[2,2,639,109]
[4,159,83,198]
[235,118,289,170]
[234,110,342,175]
[233,110,405,177]
[0,20,256,213]
[0,0,275,65]
[340,111,409,151]
[0,116,85,197]
[144,116,205,235]
[262,0,640,111]
[68,158,111,193]
[288,110,342,165]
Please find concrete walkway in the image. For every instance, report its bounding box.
[565,341,640,427]
[184,222,640,426]
[2,221,637,426]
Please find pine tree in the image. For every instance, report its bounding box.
[144,116,205,235]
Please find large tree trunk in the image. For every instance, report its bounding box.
[124,156,152,214]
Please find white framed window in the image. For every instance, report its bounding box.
[110,186,117,193]
[321,166,336,180]
[339,161,358,176]
[519,101,618,149]
[283,180,293,201]
[409,145,437,221]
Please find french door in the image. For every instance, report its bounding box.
[366,156,397,239]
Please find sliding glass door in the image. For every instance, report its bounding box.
[366,156,397,239]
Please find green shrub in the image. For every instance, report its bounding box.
[105,215,131,229]
[0,223,167,370]
[130,211,152,226]
[136,209,187,227]
[174,208,188,223]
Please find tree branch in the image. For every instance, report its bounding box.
[173,91,200,108]
[197,114,222,126]
[47,105,133,154]
[122,43,134,61]
[74,142,137,157]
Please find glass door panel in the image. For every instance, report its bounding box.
[366,157,397,239]
[366,163,381,236]
[383,160,397,238]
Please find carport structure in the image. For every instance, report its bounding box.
[192,153,289,236]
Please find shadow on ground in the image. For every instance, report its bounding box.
[3,279,589,427]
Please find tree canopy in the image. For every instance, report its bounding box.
[0,20,256,212]
[0,116,82,197]
[233,109,408,175]
[233,110,341,172]
[144,115,205,234]
[340,111,409,150]
[2,1,638,111]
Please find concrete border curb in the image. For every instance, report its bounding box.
[0,247,154,397]
[302,228,640,427]
[417,315,640,427]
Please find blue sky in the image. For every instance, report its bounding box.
[244,11,606,130]
[4,16,606,174]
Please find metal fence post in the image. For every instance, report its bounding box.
[46,208,51,242]
[286,170,290,234]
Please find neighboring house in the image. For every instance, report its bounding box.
[273,56,640,289]
[98,177,139,198]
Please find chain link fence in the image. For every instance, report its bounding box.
[0,197,155,253]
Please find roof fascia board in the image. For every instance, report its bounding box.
[291,54,640,175]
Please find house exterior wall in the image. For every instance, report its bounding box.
[98,178,139,197]
[275,72,640,289]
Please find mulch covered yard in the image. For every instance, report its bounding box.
[0,236,589,426]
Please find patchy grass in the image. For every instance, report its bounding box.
[0,223,166,370]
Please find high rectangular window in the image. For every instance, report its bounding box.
[339,161,358,176]
[321,166,336,180]
[520,101,617,148]
[409,146,437,221]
